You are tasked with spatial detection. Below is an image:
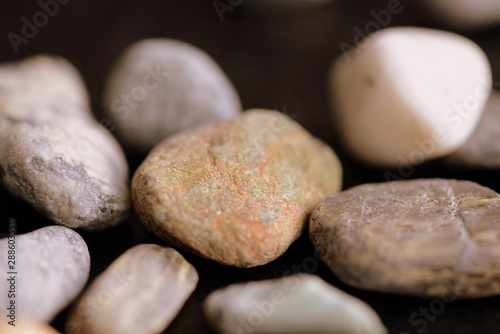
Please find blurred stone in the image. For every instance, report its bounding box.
[103,38,241,154]
[445,91,500,168]
[132,109,342,267]
[0,226,90,322]
[204,273,387,334]
[0,321,59,334]
[329,27,491,168]
[422,0,500,31]
[310,179,500,298]
[67,244,198,334]
[0,55,130,230]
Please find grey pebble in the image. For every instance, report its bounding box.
[103,38,242,153]
[0,226,90,322]
[0,55,130,230]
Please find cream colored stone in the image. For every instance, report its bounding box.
[329,27,491,168]
[204,274,387,334]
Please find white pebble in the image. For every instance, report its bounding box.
[329,27,492,168]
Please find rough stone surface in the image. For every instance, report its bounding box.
[132,109,342,267]
[422,0,500,31]
[329,27,491,168]
[0,226,90,322]
[310,179,500,298]
[0,55,130,230]
[67,244,199,334]
[103,38,241,153]
[204,273,387,334]
[445,91,500,169]
[0,321,59,334]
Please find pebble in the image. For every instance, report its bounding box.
[422,0,500,31]
[329,27,492,168]
[0,321,59,334]
[103,38,241,153]
[67,244,199,334]
[204,273,387,334]
[0,55,130,230]
[445,90,500,169]
[132,109,342,267]
[310,179,500,298]
[0,226,90,322]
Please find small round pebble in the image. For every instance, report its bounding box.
[103,38,242,153]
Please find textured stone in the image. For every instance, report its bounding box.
[422,0,500,31]
[204,273,387,334]
[0,321,59,334]
[67,244,198,334]
[0,55,130,230]
[132,109,342,267]
[0,226,90,322]
[329,27,491,168]
[445,91,500,169]
[310,179,500,298]
[103,38,241,153]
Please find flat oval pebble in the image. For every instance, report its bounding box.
[132,109,342,267]
[329,27,491,168]
[445,91,500,169]
[67,244,198,334]
[204,273,387,334]
[0,321,59,334]
[310,179,500,298]
[422,0,500,31]
[0,226,90,322]
[103,38,241,153]
[0,55,130,230]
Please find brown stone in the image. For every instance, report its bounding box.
[310,179,500,298]
[132,109,342,267]
[0,321,59,334]
[67,244,198,334]
[445,91,500,169]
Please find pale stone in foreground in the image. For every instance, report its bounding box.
[0,55,130,230]
[422,0,500,31]
[0,226,90,322]
[204,273,387,334]
[104,38,241,153]
[67,244,198,334]
[310,179,500,298]
[445,91,500,169]
[329,27,491,168]
[0,321,59,334]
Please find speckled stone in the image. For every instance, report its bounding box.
[310,179,500,298]
[204,273,387,334]
[103,38,241,153]
[0,55,130,230]
[67,244,198,334]
[0,226,90,322]
[132,109,342,267]
[445,91,500,169]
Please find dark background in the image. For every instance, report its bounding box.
[1,1,500,333]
